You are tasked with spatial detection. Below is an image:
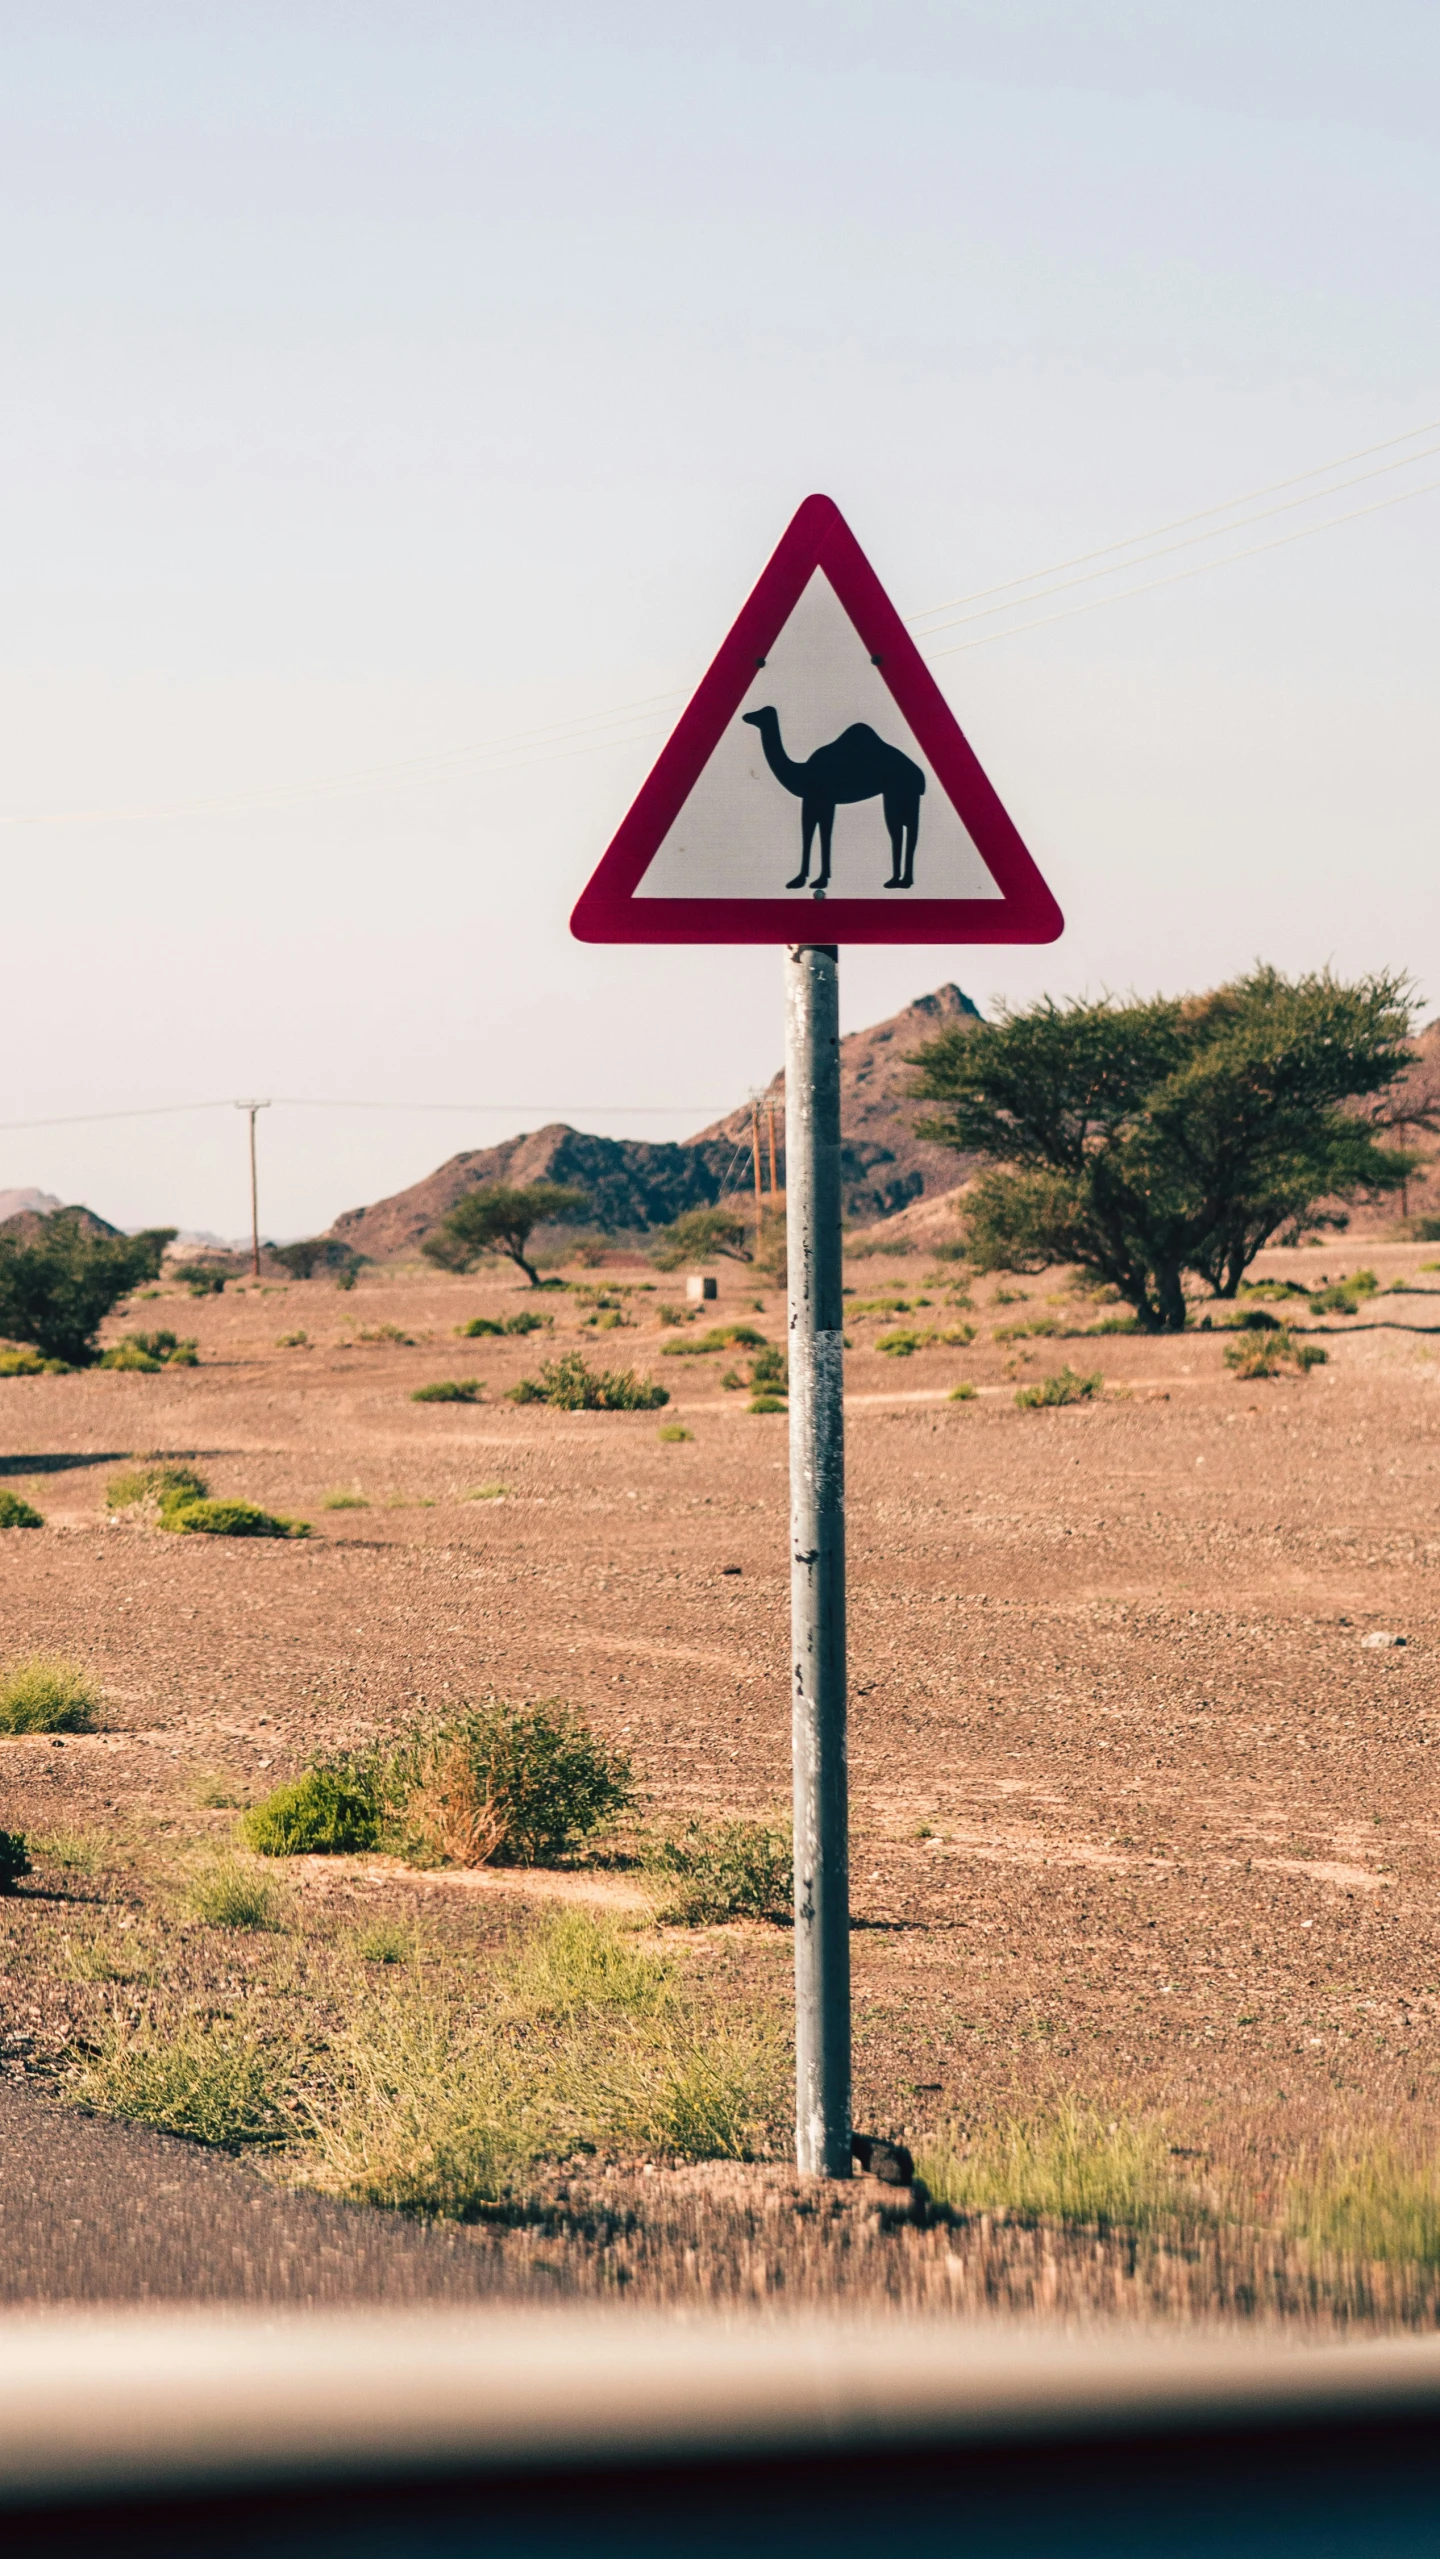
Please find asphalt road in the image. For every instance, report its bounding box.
[0,2078,546,2306]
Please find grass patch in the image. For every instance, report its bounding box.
[354,1920,415,1965]
[183,1855,289,1929]
[1288,2144,1440,2264]
[948,1382,978,1402]
[1224,1329,1326,1380]
[465,1482,508,1500]
[1308,1269,1379,1317]
[1015,1366,1103,1409]
[74,2012,287,2146]
[508,1352,668,1411]
[321,1490,369,1510]
[918,2104,1194,2234]
[747,1395,787,1415]
[31,1827,105,1873]
[0,1489,43,1529]
[662,1325,767,1357]
[276,1330,309,1349]
[650,1820,792,1925]
[165,1498,311,1538]
[241,1762,382,1856]
[411,1378,482,1403]
[657,1422,693,1443]
[0,1830,31,1891]
[0,1654,98,1732]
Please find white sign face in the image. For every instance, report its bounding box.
[633,572,1004,904]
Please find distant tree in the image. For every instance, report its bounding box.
[910,968,1420,1332]
[0,1214,177,1366]
[650,1206,753,1271]
[271,1236,364,1286]
[422,1183,589,1288]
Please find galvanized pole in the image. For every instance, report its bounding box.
[235,1101,270,1278]
[784,942,851,2177]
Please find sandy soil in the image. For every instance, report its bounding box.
[2,1239,1438,2193]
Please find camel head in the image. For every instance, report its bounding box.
[742,707,776,729]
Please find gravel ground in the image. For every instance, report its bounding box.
[1,1240,1438,2302]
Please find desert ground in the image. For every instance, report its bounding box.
[2,1238,1439,2315]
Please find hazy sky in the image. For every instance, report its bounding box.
[3,3,1438,1237]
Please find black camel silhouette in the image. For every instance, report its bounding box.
[742,706,925,891]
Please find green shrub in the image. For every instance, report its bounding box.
[0,1345,69,1376]
[321,1490,369,1510]
[0,1830,31,1891]
[651,1819,793,1925]
[458,1316,503,1336]
[184,1855,288,1929]
[74,2012,286,2146]
[410,1378,482,1403]
[948,1382,978,1402]
[242,1762,383,1857]
[271,1237,364,1284]
[747,1395,787,1415]
[748,1344,787,1392]
[164,1498,311,1538]
[1015,1366,1103,1409]
[99,1330,198,1371]
[1224,1329,1326,1380]
[355,1921,414,1965]
[466,1482,508,1500]
[0,1489,43,1529]
[0,1655,97,1732]
[389,1700,633,1867]
[107,1463,208,1512]
[508,1352,667,1412]
[657,1423,693,1443]
[171,1260,232,1295]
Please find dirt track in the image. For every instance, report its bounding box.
[2,1239,1439,2280]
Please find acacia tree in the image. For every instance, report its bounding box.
[649,1206,753,1271]
[910,969,1419,1332]
[0,1214,177,1366]
[422,1183,589,1287]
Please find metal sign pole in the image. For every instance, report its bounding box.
[784,942,851,2177]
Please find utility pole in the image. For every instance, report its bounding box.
[767,1100,780,1195]
[784,944,850,2177]
[751,1097,766,1244]
[235,1102,271,1278]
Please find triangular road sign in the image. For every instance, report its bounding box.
[571,494,1063,946]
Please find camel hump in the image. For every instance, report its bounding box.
[835,724,925,788]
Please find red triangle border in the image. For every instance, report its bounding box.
[570,494,1064,946]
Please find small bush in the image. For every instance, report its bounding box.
[747,1395,787,1415]
[658,1423,693,1443]
[164,1498,311,1538]
[276,1330,309,1349]
[0,1655,97,1732]
[107,1462,208,1513]
[748,1344,787,1392]
[508,1352,667,1411]
[948,1382,978,1402]
[242,1762,383,1857]
[322,1490,369,1510]
[184,1855,288,1929]
[390,1700,633,1868]
[0,1489,43,1529]
[357,1323,413,1346]
[651,1820,793,1925]
[99,1330,198,1371]
[410,1378,482,1403]
[0,1830,31,1891]
[0,1345,69,1376]
[1015,1366,1103,1409]
[466,1482,508,1500]
[993,1317,1060,1343]
[1224,1329,1326,1380]
[171,1260,231,1296]
[503,1310,548,1335]
[1308,1271,1378,1317]
[74,2013,286,2146]
[458,1316,503,1336]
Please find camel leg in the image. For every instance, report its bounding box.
[902,804,918,888]
[814,805,833,891]
[882,792,905,887]
[788,803,816,892]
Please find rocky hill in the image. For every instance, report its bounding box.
[329,982,982,1260]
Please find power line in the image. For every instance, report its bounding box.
[905,413,1440,627]
[0,1095,732,1134]
[927,469,1440,658]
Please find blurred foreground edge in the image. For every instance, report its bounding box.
[4,2311,1440,2555]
